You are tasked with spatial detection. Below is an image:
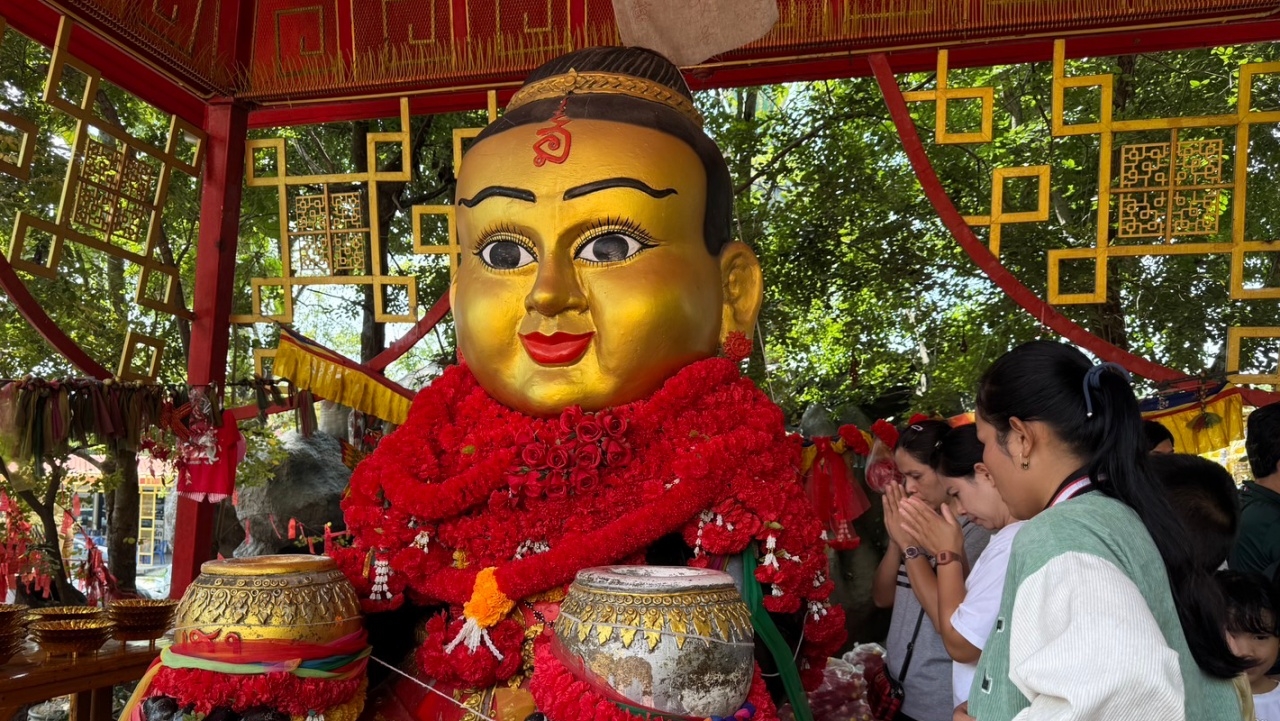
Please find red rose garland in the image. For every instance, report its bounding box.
[332,358,843,697]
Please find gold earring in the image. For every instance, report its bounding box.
[1020,456,1030,471]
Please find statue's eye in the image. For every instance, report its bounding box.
[576,233,647,264]
[478,240,535,270]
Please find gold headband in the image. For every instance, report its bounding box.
[505,69,704,128]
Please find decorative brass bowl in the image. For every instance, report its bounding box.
[109,599,178,640]
[556,566,755,717]
[31,618,114,657]
[0,631,29,665]
[0,604,29,627]
[174,555,362,646]
[28,605,103,623]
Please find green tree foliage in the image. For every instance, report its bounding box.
[703,44,1280,422]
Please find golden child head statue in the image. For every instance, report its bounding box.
[452,47,764,416]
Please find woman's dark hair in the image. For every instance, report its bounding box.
[1150,453,1239,572]
[895,419,951,467]
[1218,570,1277,637]
[1143,420,1175,452]
[976,340,1246,679]
[471,46,732,255]
[1247,402,1280,480]
[933,424,984,479]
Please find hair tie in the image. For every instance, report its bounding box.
[1082,362,1130,419]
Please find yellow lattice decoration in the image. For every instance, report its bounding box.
[1227,327,1280,386]
[117,329,165,382]
[962,165,1051,255]
[1044,40,1280,305]
[2,17,205,381]
[239,98,426,324]
[414,91,500,278]
[903,50,994,145]
[908,40,1280,391]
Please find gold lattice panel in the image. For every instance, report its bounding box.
[906,41,1280,394]
[2,17,205,381]
[962,165,1051,255]
[903,50,994,145]
[414,91,500,277]
[1042,40,1280,305]
[238,98,424,324]
[1227,327,1280,386]
[116,329,165,383]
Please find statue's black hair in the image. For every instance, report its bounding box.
[470,47,733,255]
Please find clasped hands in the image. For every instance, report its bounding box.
[881,482,965,560]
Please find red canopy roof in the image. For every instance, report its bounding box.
[11,0,1280,125]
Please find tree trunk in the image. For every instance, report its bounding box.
[108,447,139,594]
[26,503,85,605]
[14,461,85,605]
[351,122,387,363]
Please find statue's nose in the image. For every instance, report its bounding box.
[524,255,587,317]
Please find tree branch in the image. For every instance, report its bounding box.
[735,111,881,195]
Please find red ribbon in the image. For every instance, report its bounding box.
[808,438,871,550]
[175,630,369,663]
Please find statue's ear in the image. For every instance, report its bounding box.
[719,241,764,341]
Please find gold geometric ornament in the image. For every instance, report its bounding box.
[239,98,438,324]
[903,50,994,145]
[415,91,501,279]
[1043,39,1280,305]
[1227,327,1280,387]
[2,16,205,381]
[116,329,165,383]
[963,165,1051,256]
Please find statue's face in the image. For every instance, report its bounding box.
[453,118,760,415]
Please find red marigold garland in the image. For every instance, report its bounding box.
[836,425,871,457]
[332,358,843,693]
[147,667,363,715]
[870,419,899,448]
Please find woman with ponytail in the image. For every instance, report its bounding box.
[961,341,1244,721]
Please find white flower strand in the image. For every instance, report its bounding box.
[444,618,505,660]
[762,535,780,570]
[412,530,431,552]
[370,559,391,602]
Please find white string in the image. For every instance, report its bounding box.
[368,655,500,721]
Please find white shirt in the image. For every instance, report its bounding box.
[1257,682,1280,721]
[951,520,1024,706]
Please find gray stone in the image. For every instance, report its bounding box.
[798,404,839,438]
[233,431,350,557]
[164,431,352,559]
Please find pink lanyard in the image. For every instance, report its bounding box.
[1048,476,1093,508]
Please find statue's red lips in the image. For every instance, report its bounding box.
[520,332,594,365]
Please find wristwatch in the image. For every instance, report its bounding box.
[937,550,959,566]
[904,546,923,560]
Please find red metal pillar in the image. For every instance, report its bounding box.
[170,98,249,598]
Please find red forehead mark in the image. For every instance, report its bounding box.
[532,99,572,167]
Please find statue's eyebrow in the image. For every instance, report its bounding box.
[458,186,537,207]
[563,177,677,200]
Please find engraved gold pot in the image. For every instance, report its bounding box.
[173,555,362,645]
[555,566,755,718]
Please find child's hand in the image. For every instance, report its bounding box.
[954,702,976,721]
[899,497,965,559]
